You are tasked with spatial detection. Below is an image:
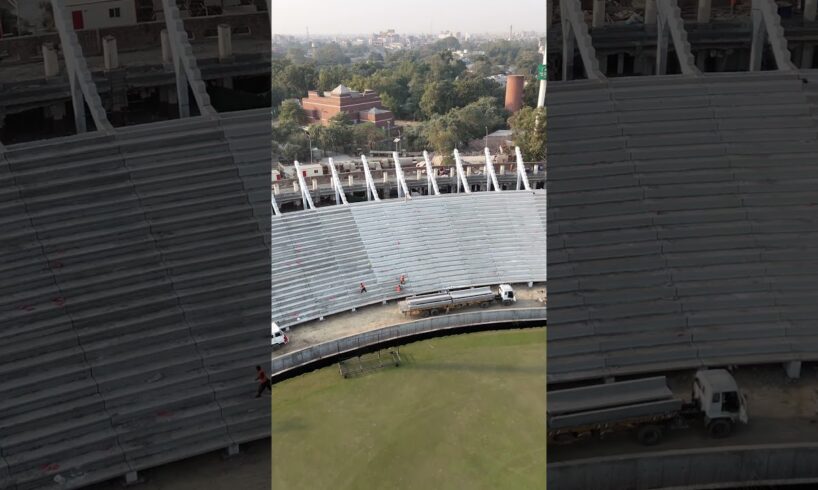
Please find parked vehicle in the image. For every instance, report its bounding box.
[399,284,516,317]
[271,322,289,349]
[548,369,749,446]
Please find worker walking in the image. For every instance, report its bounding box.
[255,365,271,398]
[360,282,367,293]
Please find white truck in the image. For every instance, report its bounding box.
[271,322,289,350]
[548,369,749,446]
[399,284,516,317]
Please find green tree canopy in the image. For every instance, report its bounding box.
[419,80,456,118]
[509,107,546,161]
[314,43,351,66]
[278,100,308,126]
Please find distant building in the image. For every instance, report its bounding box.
[301,84,395,129]
[66,0,137,30]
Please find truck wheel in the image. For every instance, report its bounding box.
[430,309,440,316]
[421,310,430,318]
[636,425,663,446]
[708,419,732,438]
[502,300,513,306]
[480,302,491,308]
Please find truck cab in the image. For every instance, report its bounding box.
[498,284,516,306]
[271,322,289,349]
[691,369,748,437]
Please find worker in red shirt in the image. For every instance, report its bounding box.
[255,365,271,398]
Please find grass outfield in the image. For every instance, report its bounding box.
[271,327,546,490]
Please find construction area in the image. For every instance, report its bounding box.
[547,0,818,78]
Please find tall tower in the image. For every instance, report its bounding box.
[505,75,525,113]
[508,24,513,41]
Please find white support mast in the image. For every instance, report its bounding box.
[293,160,316,210]
[483,147,501,192]
[453,149,472,194]
[515,147,532,191]
[392,152,412,199]
[361,155,381,201]
[422,151,440,196]
[50,0,113,133]
[271,192,281,216]
[327,158,349,205]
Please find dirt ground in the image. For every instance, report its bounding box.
[549,363,818,462]
[273,282,547,355]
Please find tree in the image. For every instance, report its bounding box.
[509,107,546,161]
[423,114,461,155]
[523,76,540,108]
[453,78,503,108]
[278,100,308,126]
[314,43,350,66]
[513,49,542,77]
[469,58,495,77]
[453,97,508,138]
[432,36,461,51]
[318,113,355,154]
[280,64,317,98]
[402,124,428,152]
[428,51,465,81]
[420,80,456,118]
[285,47,307,64]
[352,123,386,152]
[316,65,350,93]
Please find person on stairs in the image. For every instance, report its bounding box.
[255,365,272,398]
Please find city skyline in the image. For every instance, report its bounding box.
[271,0,546,35]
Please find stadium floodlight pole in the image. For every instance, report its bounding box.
[537,41,546,108]
[392,151,412,200]
[452,149,472,194]
[292,160,316,210]
[515,147,532,191]
[327,157,349,205]
[422,150,440,196]
[360,155,381,202]
[483,147,501,192]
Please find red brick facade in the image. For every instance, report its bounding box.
[301,85,395,128]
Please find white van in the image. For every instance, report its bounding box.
[272,322,289,349]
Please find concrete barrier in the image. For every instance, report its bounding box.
[271,307,547,376]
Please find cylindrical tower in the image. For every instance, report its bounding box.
[504,75,525,113]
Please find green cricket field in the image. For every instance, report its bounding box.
[271,327,547,489]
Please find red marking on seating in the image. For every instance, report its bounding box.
[18,304,34,311]
[41,463,60,472]
[157,410,172,417]
[52,297,65,307]
[50,260,64,269]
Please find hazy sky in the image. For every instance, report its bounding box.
[271,0,546,36]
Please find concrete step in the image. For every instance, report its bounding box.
[16,170,132,200]
[0,374,97,419]
[76,307,185,345]
[0,412,112,457]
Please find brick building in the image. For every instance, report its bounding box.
[301,84,394,128]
